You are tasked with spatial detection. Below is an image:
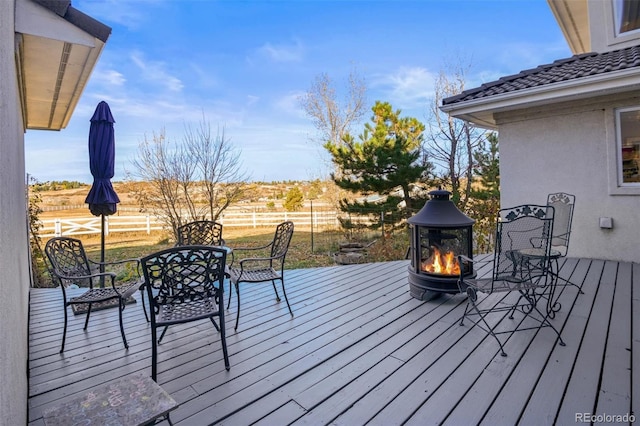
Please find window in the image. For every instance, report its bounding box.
[616,107,640,185]
[614,0,640,35]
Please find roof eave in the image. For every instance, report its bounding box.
[15,0,111,131]
[439,69,640,129]
[546,0,591,54]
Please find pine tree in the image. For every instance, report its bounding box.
[325,101,432,233]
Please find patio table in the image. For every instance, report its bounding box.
[42,373,177,426]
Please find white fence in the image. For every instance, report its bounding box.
[39,211,344,238]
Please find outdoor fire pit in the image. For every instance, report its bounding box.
[407,190,476,301]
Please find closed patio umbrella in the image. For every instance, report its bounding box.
[84,101,120,284]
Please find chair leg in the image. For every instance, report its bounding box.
[554,257,583,294]
[60,304,69,353]
[158,326,169,343]
[84,303,92,330]
[217,299,230,370]
[271,280,281,302]
[280,279,293,317]
[151,325,158,382]
[459,286,474,326]
[118,298,129,349]
[234,282,241,330]
[527,299,566,347]
[141,289,149,323]
[555,274,584,294]
[463,288,507,357]
[209,317,220,332]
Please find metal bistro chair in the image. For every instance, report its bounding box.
[227,221,294,330]
[176,220,225,246]
[457,204,566,357]
[546,192,582,293]
[140,245,230,382]
[138,220,230,324]
[45,237,141,353]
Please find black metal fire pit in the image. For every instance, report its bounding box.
[408,190,476,301]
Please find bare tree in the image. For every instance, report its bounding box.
[128,119,248,239]
[425,60,485,209]
[299,69,368,147]
[184,120,246,221]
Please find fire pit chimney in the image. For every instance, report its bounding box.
[407,190,476,301]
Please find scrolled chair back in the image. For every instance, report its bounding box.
[495,204,555,282]
[271,221,295,259]
[176,220,224,246]
[45,237,93,287]
[141,245,227,310]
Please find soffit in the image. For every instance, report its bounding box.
[547,0,591,54]
[15,0,110,131]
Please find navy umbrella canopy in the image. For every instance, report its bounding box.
[84,101,120,282]
[85,101,120,216]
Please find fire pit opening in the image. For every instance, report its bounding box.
[408,190,476,301]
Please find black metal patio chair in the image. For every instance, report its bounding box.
[546,192,582,294]
[140,245,230,381]
[138,220,229,324]
[227,221,294,330]
[457,204,566,357]
[176,220,225,246]
[44,237,141,353]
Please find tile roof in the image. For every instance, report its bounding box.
[442,44,640,106]
[33,0,111,42]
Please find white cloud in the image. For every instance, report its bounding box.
[130,51,184,92]
[372,67,436,109]
[274,91,307,118]
[246,95,260,106]
[258,38,304,63]
[93,69,126,86]
[76,0,164,30]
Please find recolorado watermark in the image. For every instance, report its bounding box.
[575,412,636,423]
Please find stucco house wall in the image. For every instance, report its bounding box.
[497,94,640,263]
[0,0,30,424]
[1,0,109,422]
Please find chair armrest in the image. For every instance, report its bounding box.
[52,270,117,282]
[238,255,281,266]
[457,254,492,268]
[457,254,493,292]
[52,269,117,289]
[232,242,272,252]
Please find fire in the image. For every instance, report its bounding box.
[422,246,460,275]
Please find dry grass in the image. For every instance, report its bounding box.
[36,227,408,288]
[33,183,408,287]
[78,228,343,270]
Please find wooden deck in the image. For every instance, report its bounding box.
[28,256,638,425]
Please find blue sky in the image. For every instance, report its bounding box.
[25,0,571,184]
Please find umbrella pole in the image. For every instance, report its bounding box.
[100,214,106,288]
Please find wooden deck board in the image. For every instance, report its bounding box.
[596,261,633,417]
[28,257,638,425]
[517,258,604,425]
[632,263,640,420]
[556,260,618,422]
[480,257,591,425]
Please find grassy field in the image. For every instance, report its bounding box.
[32,184,409,287]
[35,227,409,288]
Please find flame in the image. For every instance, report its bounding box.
[422,246,460,275]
